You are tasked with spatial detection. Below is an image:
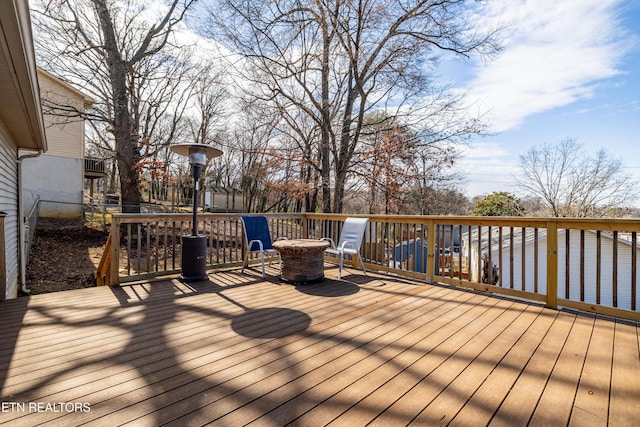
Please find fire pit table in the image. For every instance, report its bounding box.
[272,239,330,284]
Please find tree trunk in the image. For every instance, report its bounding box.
[333,79,357,214]
[112,84,142,212]
[320,20,332,213]
[95,0,142,213]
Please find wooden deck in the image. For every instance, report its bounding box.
[1,264,639,426]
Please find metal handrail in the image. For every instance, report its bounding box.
[24,195,41,261]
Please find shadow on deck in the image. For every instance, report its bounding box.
[0,264,638,426]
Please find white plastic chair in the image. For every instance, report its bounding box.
[322,217,369,279]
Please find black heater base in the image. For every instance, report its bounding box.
[180,235,208,281]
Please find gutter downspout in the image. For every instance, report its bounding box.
[17,150,43,294]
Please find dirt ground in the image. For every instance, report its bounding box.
[24,218,110,295]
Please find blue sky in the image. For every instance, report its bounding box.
[170,0,640,204]
[447,0,640,202]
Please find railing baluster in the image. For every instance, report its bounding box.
[498,227,503,286]
[633,232,637,311]
[146,221,151,273]
[229,217,234,263]
[468,225,473,282]
[171,220,177,270]
[127,223,132,276]
[613,230,618,308]
[399,222,405,272]
[521,227,526,291]
[477,226,482,283]
[391,222,397,269]
[546,220,558,309]
[435,224,440,275]
[163,220,168,272]
[413,223,418,273]
[565,229,570,298]
[235,217,241,262]
[487,226,493,285]
[448,224,454,279]
[137,223,142,275]
[154,221,159,273]
[580,230,585,303]
[533,227,540,294]
[208,219,213,265]
[375,221,381,265]
[597,230,602,304]
[509,227,514,289]
[215,219,220,265]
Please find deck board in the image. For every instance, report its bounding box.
[161,285,456,426]
[243,285,462,427]
[358,294,501,427]
[408,299,524,426]
[260,292,490,427]
[570,317,615,426]
[437,304,544,426]
[0,264,638,426]
[609,320,640,426]
[448,307,555,426]
[124,287,437,425]
[529,313,594,426]
[488,309,574,426]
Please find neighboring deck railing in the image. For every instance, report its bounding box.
[98,213,640,321]
[84,157,106,176]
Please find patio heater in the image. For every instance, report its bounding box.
[170,143,223,281]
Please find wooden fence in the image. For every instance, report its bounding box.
[97,213,640,321]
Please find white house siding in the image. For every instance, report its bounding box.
[0,122,20,299]
[21,71,88,217]
[490,235,549,296]
[22,155,83,217]
[482,229,640,311]
[37,71,85,159]
[560,230,640,311]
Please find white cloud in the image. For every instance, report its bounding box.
[464,0,634,132]
[458,141,510,162]
[454,142,522,194]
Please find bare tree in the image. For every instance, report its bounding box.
[420,187,471,215]
[187,64,229,146]
[353,113,418,214]
[219,102,283,212]
[32,0,197,212]
[517,138,638,217]
[208,0,501,213]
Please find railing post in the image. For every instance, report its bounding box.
[302,214,309,239]
[546,220,558,309]
[109,215,121,286]
[426,219,436,283]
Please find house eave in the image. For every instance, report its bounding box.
[0,0,47,152]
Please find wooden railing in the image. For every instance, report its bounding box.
[96,234,112,287]
[104,213,305,285]
[97,213,640,321]
[84,157,106,177]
